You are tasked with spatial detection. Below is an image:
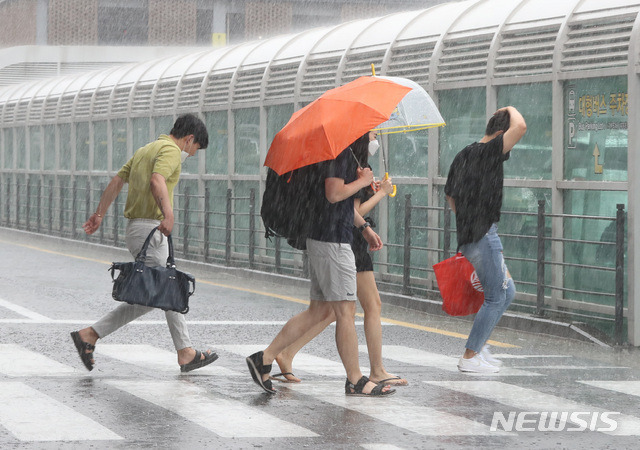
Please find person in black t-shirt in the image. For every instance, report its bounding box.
[445,106,527,374]
[270,132,407,387]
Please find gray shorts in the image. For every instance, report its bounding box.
[307,238,357,302]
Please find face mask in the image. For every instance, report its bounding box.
[368,139,380,156]
[180,151,189,163]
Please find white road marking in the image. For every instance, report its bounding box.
[284,381,510,436]
[0,381,122,441]
[426,380,640,436]
[107,379,317,438]
[217,344,367,378]
[0,344,79,377]
[579,380,640,397]
[0,297,52,322]
[366,345,542,377]
[96,344,240,376]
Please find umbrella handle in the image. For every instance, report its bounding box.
[384,172,397,197]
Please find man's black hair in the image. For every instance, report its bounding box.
[170,113,209,149]
[485,109,510,136]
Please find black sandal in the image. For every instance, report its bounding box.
[246,351,276,394]
[345,376,395,397]
[180,350,219,373]
[70,331,95,371]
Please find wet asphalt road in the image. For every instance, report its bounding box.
[1,227,640,449]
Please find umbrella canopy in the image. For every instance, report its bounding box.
[373,75,445,134]
[264,76,411,175]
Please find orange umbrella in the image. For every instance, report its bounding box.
[264,76,411,175]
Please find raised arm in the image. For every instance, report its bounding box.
[324,167,373,204]
[498,106,527,154]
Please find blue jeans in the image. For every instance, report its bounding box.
[460,224,515,353]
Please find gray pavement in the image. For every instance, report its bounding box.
[1,227,640,449]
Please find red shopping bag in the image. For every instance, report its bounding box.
[433,253,484,316]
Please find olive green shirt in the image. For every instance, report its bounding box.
[117,135,181,220]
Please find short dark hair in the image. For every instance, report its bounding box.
[485,109,510,136]
[170,114,209,149]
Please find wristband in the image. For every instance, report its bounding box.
[357,222,371,233]
[94,212,103,218]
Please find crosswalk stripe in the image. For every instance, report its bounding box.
[425,380,640,436]
[0,344,79,377]
[365,345,542,377]
[0,297,52,322]
[579,380,640,397]
[216,344,368,378]
[0,381,122,441]
[106,379,318,438]
[283,381,510,436]
[95,344,240,376]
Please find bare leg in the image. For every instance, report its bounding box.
[331,300,386,395]
[357,271,408,386]
[258,300,334,383]
[275,309,336,382]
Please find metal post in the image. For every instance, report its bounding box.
[85,180,91,241]
[275,236,282,273]
[59,182,64,236]
[615,204,625,345]
[183,188,190,259]
[37,178,42,233]
[535,199,546,317]
[225,188,232,265]
[99,182,105,244]
[402,193,412,295]
[302,251,309,278]
[71,179,78,239]
[443,202,451,259]
[249,188,256,269]
[113,195,119,246]
[5,177,10,227]
[203,187,210,262]
[48,180,53,235]
[25,177,31,231]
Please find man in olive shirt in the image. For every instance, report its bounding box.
[71,114,218,373]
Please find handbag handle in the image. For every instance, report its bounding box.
[135,226,176,268]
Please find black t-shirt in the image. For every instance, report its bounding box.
[444,134,510,248]
[308,148,358,244]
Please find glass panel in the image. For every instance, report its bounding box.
[132,117,151,152]
[438,87,486,176]
[112,119,128,170]
[94,121,108,171]
[76,122,90,171]
[204,180,229,259]
[29,127,41,170]
[234,108,260,175]
[174,179,200,256]
[43,125,56,171]
[498,83,552,180]
[387,184,428,277]
[59,124,71,171]
[232,180,259,255]
[387,129,428,178]
[266,104,293,147]
[3,128,13,169]
[501,187,552,297]
[564,76,627,181]
[205,111,228,174]
[154,115,174,137]
[15,127,26,169]
[563,190,627,308]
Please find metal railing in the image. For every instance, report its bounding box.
[0,174,627,344]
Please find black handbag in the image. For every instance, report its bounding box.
[109,227,194,314]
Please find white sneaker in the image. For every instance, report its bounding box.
[480,345,502,367]
[457,353,500,373]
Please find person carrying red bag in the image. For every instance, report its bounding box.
[444,106,527,373]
